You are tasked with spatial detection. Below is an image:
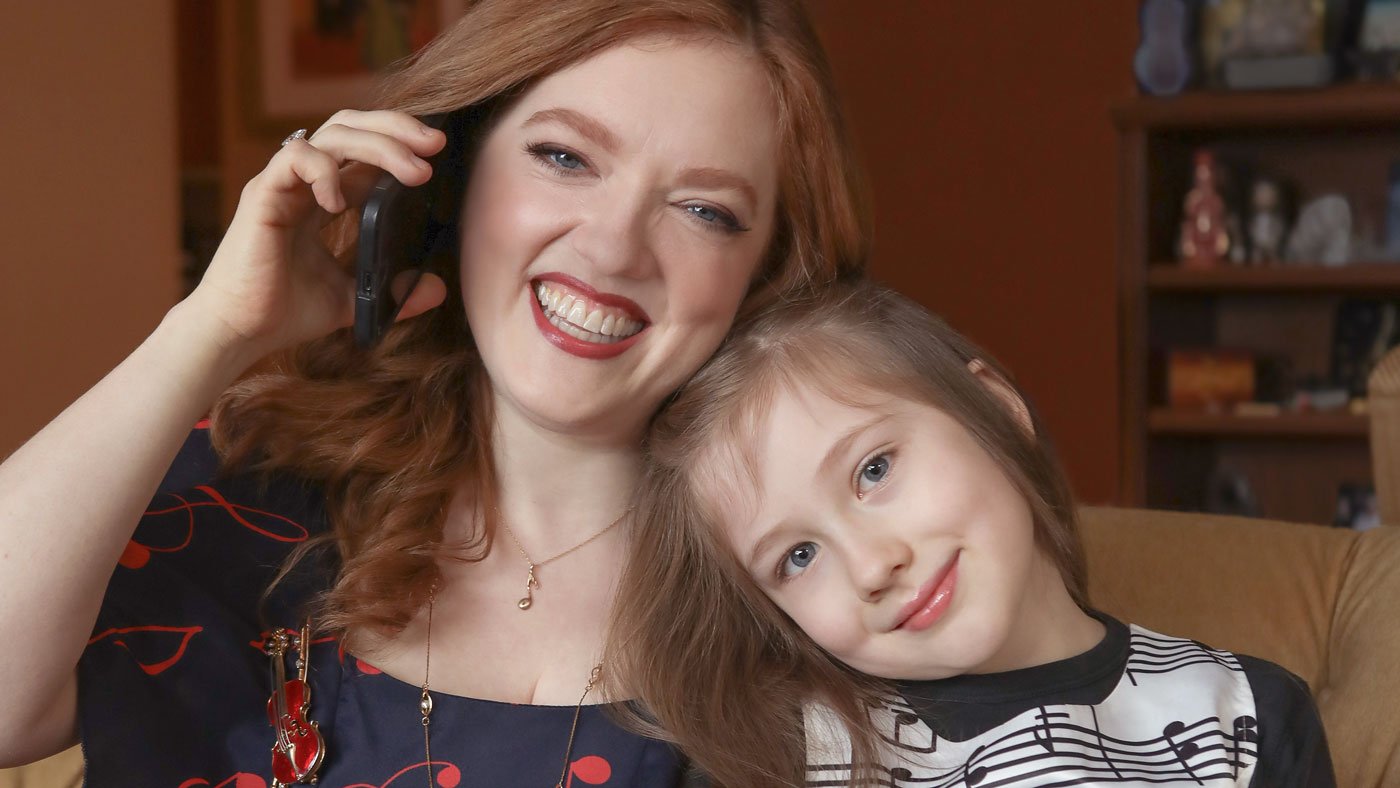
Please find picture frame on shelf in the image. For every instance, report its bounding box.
[240,0,465,136]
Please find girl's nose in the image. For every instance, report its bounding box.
[847,533,914,603]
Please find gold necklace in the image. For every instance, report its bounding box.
[497,509,629,610]
[420,584,604,788]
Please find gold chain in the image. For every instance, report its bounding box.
[497,508,630,610]
[420,582,604,787]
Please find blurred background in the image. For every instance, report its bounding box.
[9,0,1399,529]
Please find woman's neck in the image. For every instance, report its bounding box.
[464,391,644,546]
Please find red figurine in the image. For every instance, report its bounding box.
[1179,149,1232,268]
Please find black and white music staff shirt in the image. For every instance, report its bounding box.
[805,612,1334,787]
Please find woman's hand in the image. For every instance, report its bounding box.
[186,109,450,363]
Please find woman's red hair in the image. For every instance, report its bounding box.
[209,0,869,645]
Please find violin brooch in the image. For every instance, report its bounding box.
[266,621,326,786]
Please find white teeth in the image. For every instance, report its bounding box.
[533,282,646,341]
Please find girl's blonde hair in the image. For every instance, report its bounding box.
[207,0,868,639]
[608,279,1085,786]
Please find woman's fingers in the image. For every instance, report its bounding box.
[394,273,448,322]
[307,121,442,189]
[313,108,447,158]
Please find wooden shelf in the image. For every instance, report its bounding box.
[1147,409,1369,438]
[1114,84,1400,131]
[1146,263,1400,293]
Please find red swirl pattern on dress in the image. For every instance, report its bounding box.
[177,774,264,788]
[121,485,311,569]
[341,761,463,787]
[87,624,204,675]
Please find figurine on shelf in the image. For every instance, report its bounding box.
[1248,178,1288,264]
[1285,194,1351,265]
[1179,150,1232,268]
[1134,0,1195,96]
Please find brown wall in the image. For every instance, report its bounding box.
[0,3,180,458]
[808,2,1138,504]
[0,2,1137,503]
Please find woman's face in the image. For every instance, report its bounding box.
[459,36,780,440]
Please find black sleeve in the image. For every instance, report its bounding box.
[1238,655,1336,788]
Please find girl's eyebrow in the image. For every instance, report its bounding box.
[816,413,892,483]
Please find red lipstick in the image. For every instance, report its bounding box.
[528,274,649,360]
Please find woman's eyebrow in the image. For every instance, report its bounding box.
[522,107,621,153]
[678,166,758,208]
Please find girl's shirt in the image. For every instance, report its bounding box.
[805,611,1334,788]
[78,427,686,787]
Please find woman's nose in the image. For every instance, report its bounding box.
[568,184,657,280]
[847,533,913,603]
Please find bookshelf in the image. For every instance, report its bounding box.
[1115,87,1400,525]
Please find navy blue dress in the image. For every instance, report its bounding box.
[78,426,686,787]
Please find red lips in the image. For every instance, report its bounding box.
[529,273,649,360]
[893,551,960,632]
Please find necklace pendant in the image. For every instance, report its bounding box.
[518,564,538,610]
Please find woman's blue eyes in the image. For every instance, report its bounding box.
[780,542,819,579]
[544,148,585,171]
[524,143,746,233]
[684,204,747,233]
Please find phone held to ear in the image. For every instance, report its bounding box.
[354,111,462,348]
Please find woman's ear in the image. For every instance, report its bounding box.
[967,359,1034,436]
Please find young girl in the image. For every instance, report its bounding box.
[609,280,1334,787]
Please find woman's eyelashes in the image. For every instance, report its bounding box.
[526,142,589,175]
[523,141,749,235]
[854,450,894,499]
[678,202,749,235]
[777,541,819,581]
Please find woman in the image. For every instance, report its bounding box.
[0,0,866,784]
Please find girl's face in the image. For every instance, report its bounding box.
[458,36,779,440]
[714,381,1069,681]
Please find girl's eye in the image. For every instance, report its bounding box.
[681,203,748,235]
[779,542,820,579]
[856,453,892,497]
[527,143,588,173]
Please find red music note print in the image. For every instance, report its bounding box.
[87,624,203,675]
[341,760,463,788]
[177,774,265,788]
[565,755,612,786]
[123,487,312,571]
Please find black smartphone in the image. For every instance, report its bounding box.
[354,111,466,348]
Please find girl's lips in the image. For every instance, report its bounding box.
[893,551,960,632]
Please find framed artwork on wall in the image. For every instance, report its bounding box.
[241,0,465,135]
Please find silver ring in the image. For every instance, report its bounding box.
[280,128,309,147]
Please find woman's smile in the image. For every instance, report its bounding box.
[530,274,650,359]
